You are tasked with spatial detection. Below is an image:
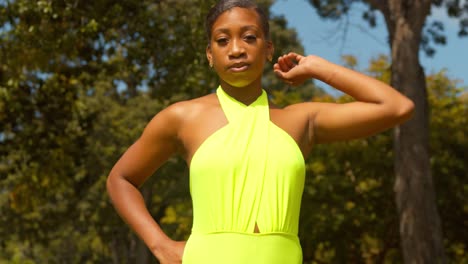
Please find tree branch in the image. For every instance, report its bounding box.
[364,0,389,16]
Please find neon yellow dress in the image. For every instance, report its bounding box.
[182,86,306,263]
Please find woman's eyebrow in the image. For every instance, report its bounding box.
[212,28,230,35]
[212,25,260,35]
[240,25,260,31]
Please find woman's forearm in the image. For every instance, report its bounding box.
[275,53,415,142]
[309,56,407,106]
[275,53,413,114]
[106,173,171,256]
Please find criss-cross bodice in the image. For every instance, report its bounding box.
[189,86,305,236]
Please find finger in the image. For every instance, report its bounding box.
[273,63,281,72]
[294,54,305,64]
[287,52,305,64]
[277,53,299,70]
[276,55,286,71]
[274,70,284,79]
[274,70,293,85]
[288,52,303,59]
[278,56,290,72]
[284,56,296,69]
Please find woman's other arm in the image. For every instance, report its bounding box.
[274,52,415,144]
[106,103,186,263]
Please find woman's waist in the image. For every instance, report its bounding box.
[186,231,301,254]
[190,229,298,238]
[183,232,302,263]
[191,214,300,236]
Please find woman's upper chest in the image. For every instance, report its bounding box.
[179,99,312,163]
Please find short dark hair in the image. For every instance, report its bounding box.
[205,0,270,44]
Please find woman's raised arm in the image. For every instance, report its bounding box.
[274,52,414,144]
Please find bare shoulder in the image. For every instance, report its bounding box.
[150,93,218,125]
[147,94,219,136]
[163,93,218,123]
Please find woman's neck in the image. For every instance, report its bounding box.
[219,80,263,106]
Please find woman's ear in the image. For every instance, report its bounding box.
[266,41,274,62]
[206,45,213,68]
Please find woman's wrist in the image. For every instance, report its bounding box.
[305,55,336,83]
[149,236,173,257]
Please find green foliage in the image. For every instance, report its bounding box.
[1,0,465,263]
[294,55,468,263]
[0,0,308,263]
[301,132,401,263]
[427,71,468,263]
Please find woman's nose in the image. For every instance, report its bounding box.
[228,39,246,58]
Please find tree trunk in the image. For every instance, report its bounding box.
[381,0,446,262]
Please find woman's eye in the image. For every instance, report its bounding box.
[216,38,228,45]
[244,35,257,42]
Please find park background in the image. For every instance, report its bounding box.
[272,0,468,93]
[0,0,466,263]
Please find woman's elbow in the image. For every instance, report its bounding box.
[106,171,122,197]
[395,97,415,123]
[106,172,116,194]
[106,169,141,195]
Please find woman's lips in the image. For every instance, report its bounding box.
[228,63,249,72]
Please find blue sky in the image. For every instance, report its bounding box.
[271,1,468,91]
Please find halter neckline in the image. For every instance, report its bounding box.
[216,87,267,108]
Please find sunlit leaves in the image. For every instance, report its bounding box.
[0,0,309,262]
[295,55,466,263]
[1,0,465,262]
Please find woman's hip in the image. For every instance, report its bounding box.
[182,232,302,264]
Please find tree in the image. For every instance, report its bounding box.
[306,1,467,262]
[426,70,468,263]
[288,54,467,263]
[0,0,308,263]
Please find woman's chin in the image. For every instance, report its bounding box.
[222,76,261,89]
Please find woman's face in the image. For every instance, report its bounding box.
[206,7,273,88]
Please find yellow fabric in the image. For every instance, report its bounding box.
[183,86,306,263]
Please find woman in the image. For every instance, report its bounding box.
[106,0,414,263]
